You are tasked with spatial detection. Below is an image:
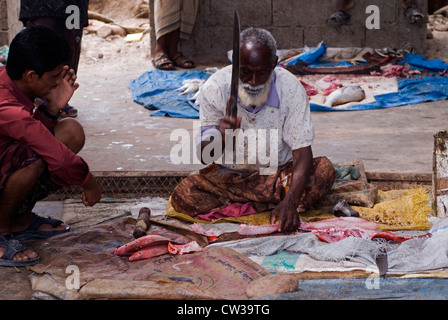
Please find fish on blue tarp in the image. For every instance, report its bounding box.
[324,86,366,107]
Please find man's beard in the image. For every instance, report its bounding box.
[238,73,274,108]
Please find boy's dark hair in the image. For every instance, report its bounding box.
[6,25,71,80]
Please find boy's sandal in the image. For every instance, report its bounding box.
[0,235,40,267]
[12,213,70,241]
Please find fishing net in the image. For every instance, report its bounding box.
[354,188,432,231]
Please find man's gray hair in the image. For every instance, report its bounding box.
[240,28,277,65]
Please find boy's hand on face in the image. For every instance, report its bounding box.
[46,66,79,114]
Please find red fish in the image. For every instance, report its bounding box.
[168,241,202,255]
[310,227,430,244]
[129,244,169,262]
[112,234,170,257]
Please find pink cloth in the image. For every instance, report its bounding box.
[196,202,257,221]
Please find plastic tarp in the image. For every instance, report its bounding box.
[311,76,448,112]
[398,53,448,72]
[128,54,448,118]
[128,69,210,118]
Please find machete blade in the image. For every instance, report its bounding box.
[228,10,240,118]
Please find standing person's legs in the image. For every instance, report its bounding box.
[153,0,196,70]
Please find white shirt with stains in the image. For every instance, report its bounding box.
[197,65,314,173]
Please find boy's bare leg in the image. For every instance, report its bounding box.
[0,160,44,262]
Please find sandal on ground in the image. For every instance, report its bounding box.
[326,10,351,25]
[172,53,196,69]
[59,105,78,118]
[152,53,175,71]
[404,5,424,24]
[0,235,40,267]
[12,213,70,241]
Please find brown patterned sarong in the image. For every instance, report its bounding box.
[171,156,336,217]
[0,142,62,221]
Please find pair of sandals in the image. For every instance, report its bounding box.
[153,53,195,71]
[0,213,70,267]
[326,5,424,26]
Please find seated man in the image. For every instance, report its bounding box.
[171,28,336,233]
[0,26,102,267]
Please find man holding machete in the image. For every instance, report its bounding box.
[171,23,336,233]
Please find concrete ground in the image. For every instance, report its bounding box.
[1,30,448,300]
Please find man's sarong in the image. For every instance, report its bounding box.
[171,156,336,217]
[154,0,199,40]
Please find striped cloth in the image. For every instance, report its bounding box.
[154,0,199,40]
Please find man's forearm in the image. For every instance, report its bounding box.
[283,147,313,210]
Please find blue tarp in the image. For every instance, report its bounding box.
[311,53,448,112]
[129,54,448,118]
[311,76,448,112]
[398,53,448,72]
[128,69,211,118]
[285,42,328,66]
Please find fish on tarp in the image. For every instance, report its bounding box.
[175,79,205,96]
[129,244,169,262]
[299,217,430,244]
[310,227,430,244]
[324,85,366,107]
[112,234,171,257]
[168,241,203,255]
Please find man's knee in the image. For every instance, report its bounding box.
[54,119,86,154]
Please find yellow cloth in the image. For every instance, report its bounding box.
[353,188,432,231]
